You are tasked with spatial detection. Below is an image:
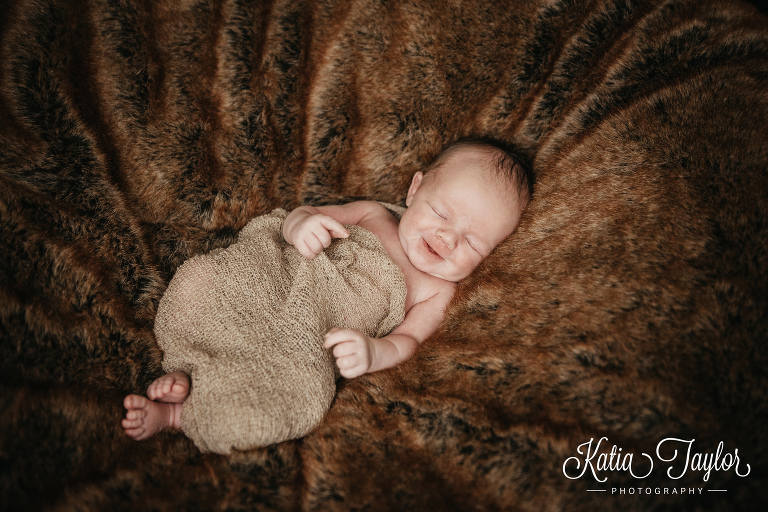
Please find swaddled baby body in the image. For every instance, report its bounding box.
[151,209,407,453]
[123,138,533,453]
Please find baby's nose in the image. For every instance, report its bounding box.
[436,229,456,250]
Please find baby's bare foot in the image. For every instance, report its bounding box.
[147,372,190,403]
[122,394,181,440]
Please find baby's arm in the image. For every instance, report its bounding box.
[324,284,455,378]
[282,202,381,258]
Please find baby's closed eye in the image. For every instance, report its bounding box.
[466,237,490,257]
[431,205,446,219]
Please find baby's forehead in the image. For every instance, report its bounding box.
[435,143,496,165]
[436,170,520,211]
[433,155,516,196]
[434,144,514,180]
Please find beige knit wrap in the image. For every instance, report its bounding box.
[154,208,406,454]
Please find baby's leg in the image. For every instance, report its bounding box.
[147,371,190,403]
[122,395,182,440]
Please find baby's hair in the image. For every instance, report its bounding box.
[429,137,535,207]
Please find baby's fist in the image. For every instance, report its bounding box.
[285,212,349,259]
[323,328,373,379]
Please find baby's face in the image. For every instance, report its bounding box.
[398,147,524,282]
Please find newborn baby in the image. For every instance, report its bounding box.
[123,138,533,452]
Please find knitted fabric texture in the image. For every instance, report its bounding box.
[154,208,407,454]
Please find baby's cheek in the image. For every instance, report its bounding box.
[457,251,483,275]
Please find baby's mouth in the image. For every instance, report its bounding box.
[422,238,443,260]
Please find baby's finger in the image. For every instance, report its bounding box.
[323,328,354,348]
[323,333,343,349]
[335,354,356,368]
[332,340,357,358]
[311,228,333,249]
[295,243,313,259]
[305,234,326,255]
[296,240,319,259]
[319,216,349,239]
[336,357,365,379]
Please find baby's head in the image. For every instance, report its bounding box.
[398,138,534,282]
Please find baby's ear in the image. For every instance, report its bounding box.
[405,172,424,207]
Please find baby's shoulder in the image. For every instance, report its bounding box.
[328,200,391,224]
[354,200,394,219]
[350,201,398,228]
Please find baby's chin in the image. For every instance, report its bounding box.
[414,260,464,282]
[406,253,443,279]
[431,263,476,283]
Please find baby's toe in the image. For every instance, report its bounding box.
[124,427,146,440]
[125,409,147,421]
[122,417,142,429]
[147,383,160,400]
[124,394,143,409]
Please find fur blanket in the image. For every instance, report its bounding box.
[1,0,767,510]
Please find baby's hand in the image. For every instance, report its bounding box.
[324,328,374,379]
[284,210,349,259]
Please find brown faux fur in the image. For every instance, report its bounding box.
[1,0,767,510]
